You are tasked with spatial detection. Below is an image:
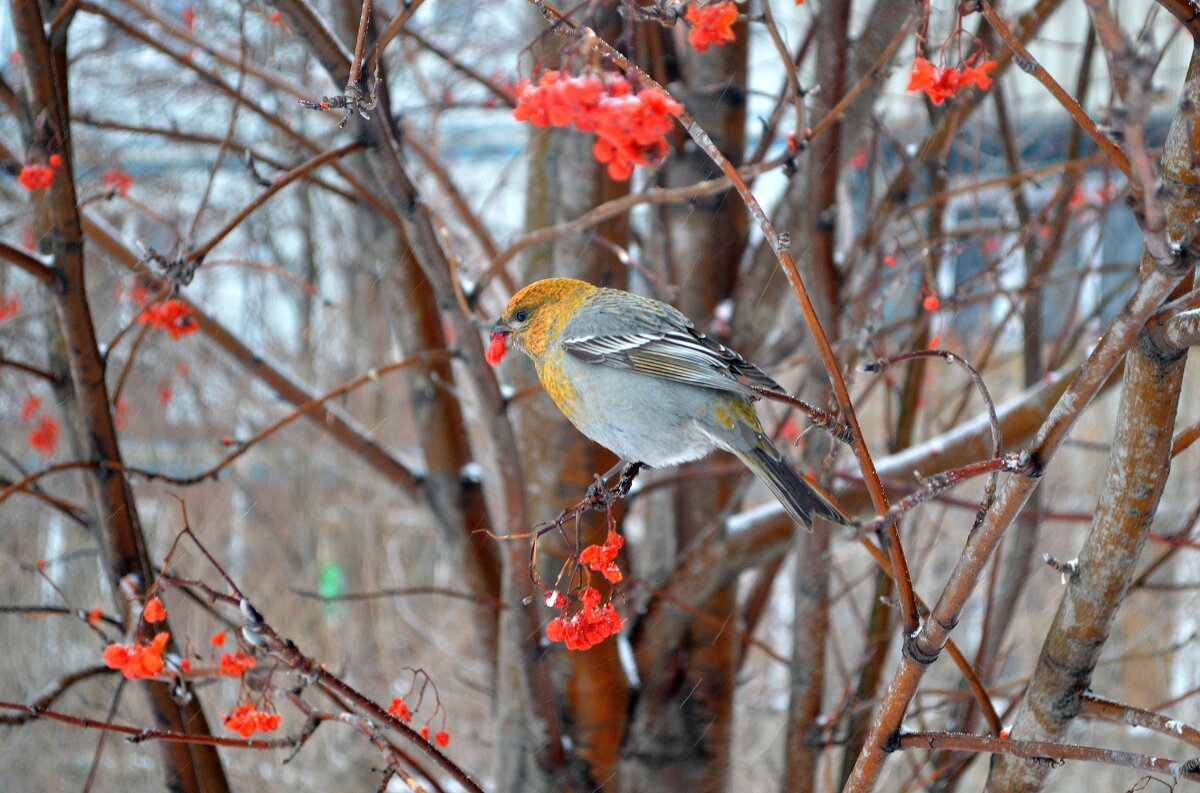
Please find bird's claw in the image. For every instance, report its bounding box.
[585,461,643,510]
[585,474,612,509]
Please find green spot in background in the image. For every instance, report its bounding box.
[318,562,344,615]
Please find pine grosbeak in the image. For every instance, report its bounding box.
[490,278,848,529]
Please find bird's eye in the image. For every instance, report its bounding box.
[514,309,529,323]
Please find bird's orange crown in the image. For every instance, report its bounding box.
[497,278,597,357]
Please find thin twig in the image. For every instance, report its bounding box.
[895,730,1200,781]
[188,140,366,263]
[0,702,297,749]
[981,0,1131,178]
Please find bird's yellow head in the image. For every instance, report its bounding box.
[489,278,597,362]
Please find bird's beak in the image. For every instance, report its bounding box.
[491,318,511,337]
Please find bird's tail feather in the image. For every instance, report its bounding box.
[735,446,849,530]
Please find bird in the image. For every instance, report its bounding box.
[488,277,849,529]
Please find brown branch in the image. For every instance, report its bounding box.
[1156,0,1200,39]
[1080,0,1176,270]
[46,0,81,35]
[1082,693,1200,750]
[348,0,372,86]
[744,17,816,166]
[81,2,398,224]
[807,14,915,144]
[854,455,1030,538]
[981,0,1131,179]
[748,385,855,444]
[250,612,484,793]
[988,20,1198,784]
[280,692,441,793]
[473,153,790,300]
[1161,308,1200,349]
[292,586,507,610]
[402,25,516,108]
[362,0,426,67]
[895,730,1200,781]
[756,0,806,138]
[0,702,297,749]
[1174,419,1200,457]
[80,212,424,497]
[1,353,445,499]
[865,348,1001,458]
[10,2,232,789]
[0,240,57,285]
[188,140,367,262]
[679,90,918,634]
[116,0,313,100]
[0,667,114,725]
[272,0,544,772]
[0,474,88,523]
[847,269,1187,792]
[846,43,1197,789]
[72,115,360,204]
[109,320,154,405]
[0,356,61,383]
[0,461,117,507]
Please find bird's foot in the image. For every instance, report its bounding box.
[613,461,643,498]
[585,461,643,510]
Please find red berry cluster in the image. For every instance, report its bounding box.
[222,703,282,738]
[906,56,996,105]
[28,414,59,457]
[218,651,257,676]
[21,396,40,423]
[17,154,62,190]
[103,632,170,680]
[0,294,19,322]
[544,586,624,651]
[21,396,59,458]
[138,298,199,339]
[387,697,412,721]
[686,1,738,52]
[387,697,451,746]
[143,597,167,623]
[513,70,683,181]
[579,529,624,583]
[103,168,135,196]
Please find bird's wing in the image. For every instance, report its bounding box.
[562,329,784,396]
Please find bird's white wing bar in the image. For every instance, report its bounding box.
[563,332,782,395]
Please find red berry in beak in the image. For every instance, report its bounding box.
[486,332,508,366]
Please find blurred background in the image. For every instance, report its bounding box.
[1,1,1198,791]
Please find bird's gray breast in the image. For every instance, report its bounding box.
[556,354,718,466]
